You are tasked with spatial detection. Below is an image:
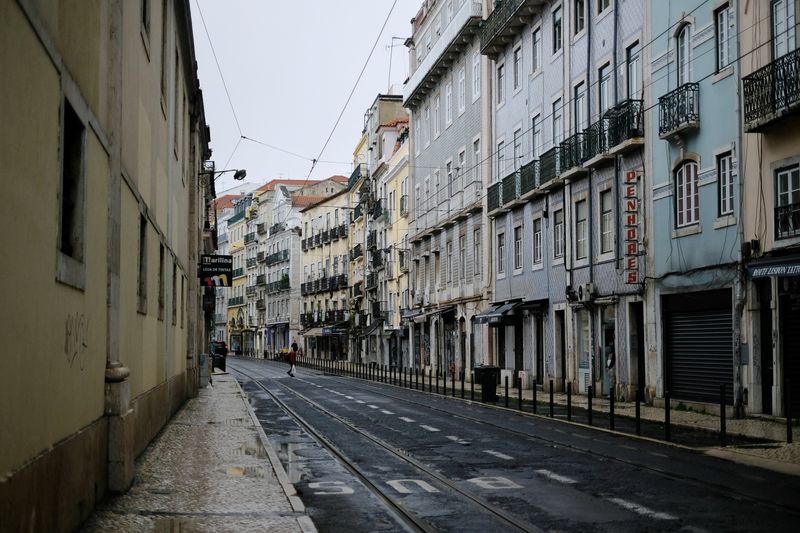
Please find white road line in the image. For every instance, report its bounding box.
[420,425,440,432]
[344,396,354,400]
[607,497,677,520]
[484,450,513,460]
[368,405,379,409]
[380,410,395,415]
[649,452,668,458]
[535,469,577,485]
[620,445,638,451]
[355,400,365,404]
[446,435,470,445]
[398,417,415,423]
[571,433,591,440]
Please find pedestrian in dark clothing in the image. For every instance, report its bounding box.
[287,349,296,377]
[291,339,299,353]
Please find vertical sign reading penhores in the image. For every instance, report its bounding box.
[624,170,640,284]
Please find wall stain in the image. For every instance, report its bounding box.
[65,312,88,370]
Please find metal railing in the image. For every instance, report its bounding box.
[743,48,800,129]
[372,198,383,220]
[658,82,700,137]
[350,243,363,261]
[400,194,409,216]
[367,230,377,249]
[269,222,285,235]
[246,257,257,268]
[266,249,289,266]
[256,223,266,235]
[348,164,362,189]
[519,159,540,196]
[257,251,266,263]
[481,0,528,53]
[256,274,266,285]
[776,202,800,240]
[583,117,609,160]
[539,147,560,185]
[501,170,520,205]
[244,232,256,244]
[372,250,384,269]
[487,181,502,212]
[560,132,586,172]
[607,99,644,147]
[233,267,245,278]
[228,296,245,306]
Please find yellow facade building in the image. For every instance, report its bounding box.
[0,1,211,529]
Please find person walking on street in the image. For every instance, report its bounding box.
[287,347,297,377]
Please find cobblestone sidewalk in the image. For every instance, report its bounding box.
[81,373,316,533]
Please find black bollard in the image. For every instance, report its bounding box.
[518,379,522,410]
[505,375,509,408]
[422,368,426,391]
[566,382,571,421]
[461,371,465,399]
[470,371,474,401]
[435,368,439,395]
[452,369,456,397]
[549,380,554,417]
[720,383,727,447]
[635,388,641,436]
[416,368,419,390]
[610,390,615,430]
[533,379,538,414]
[665,390,671,442]
[787,379,793,444]
[429,369,432,393]
[588,386,593,426]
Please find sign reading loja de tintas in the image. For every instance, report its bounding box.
[199,254,233,287]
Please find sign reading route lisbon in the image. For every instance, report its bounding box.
[199,254,233,287]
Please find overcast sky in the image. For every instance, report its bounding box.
[190,0,420,193]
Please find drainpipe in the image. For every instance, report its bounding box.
[482,0,494,366]
[733,2,745,418]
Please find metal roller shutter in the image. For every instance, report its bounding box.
[666,308,734,404]
[780,294,800,415]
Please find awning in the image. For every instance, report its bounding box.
[474,301,521,325]
[362,320,383,335]
[428,306,455,317]
[301,327,323,336]
[747,256,800,278]
[520,298,549,313]
[401,308,425,321]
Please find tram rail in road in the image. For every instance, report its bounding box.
[229,361,542,533]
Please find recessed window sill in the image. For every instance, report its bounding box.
[672,224,702,239]
[712,66,734,84]
[56,252,85,291]
[714,214,736,229]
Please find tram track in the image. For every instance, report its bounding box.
[229,361,542,533]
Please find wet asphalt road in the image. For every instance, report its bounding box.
[229,358,800,533]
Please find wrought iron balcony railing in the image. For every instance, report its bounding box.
[539,147,560,185]
[487,181,502,213]
[607,99,644,149]
[348,164,362,189]
[232,267,245,278]
[246,285,257,296]
[559,132,587,172]
[583,117,610,161]
[353,283,363,298]
[744,48,800,131]
[776,202,800,240]
[322,229,330,243]
[350,243,363,261]
[372,199,383,220]
[256,300,265,310]
[659,82,700,139]
[366,272,377,290]
[351,203,364,222]
[372,250,384,269]
[400,194,409,216]
[481,0,539,57]
[339,223,348,237]
[501,169,521,205]
[244,232,256,244]
[256,274,266,285]
[228,296,245,306]
[367,230,377,249]
[257,251,266,263]
[256,223,267,235]
[520,160,540,196]
[269,222,285,235]
[266,249,289,266]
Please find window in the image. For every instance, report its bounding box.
[554,209,565,258]
[532,27,542,73]
[457,149,466,190]
[459,235,466,280]
[433,168,440,203]
[497,232,506,274]
[599,64,611,115]
[772,0,797,59]
[158,243,165,320]
[675,160,700,227]
[513,46,522,91]
[677,24,691,85]
[552,7,562,53]
[496,62,505,105]
[598,0,610,13]
[59,99,86,264]
[138,214,148,312]
[447,241,454,283]
[626,41,641,99]
[445,81,453,125]
[574,0,585,34]
[142,0,151,35]
[160,0,168,102]
[434,95,441,136]
[715,4,734,70]
[575,200,588,260]
[458,66,466,113]
[513,129,522,170]
[473,138,481,183]
[532,218,542,264]
[514,225,523,270]
[474,228,482,276]
[574,82,587,131]
[497,140,506,177]
[424,105,431,146]
[776,164,800,239]
[472,52,481,99]
[531,114,541,158]
[552,99,563,144]
[414,112,421,155]
[600,190,613,254]
[171,261,177,325]
[718,152,734,216]
[447,160,454,196]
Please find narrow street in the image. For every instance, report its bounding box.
[229,358,800,532]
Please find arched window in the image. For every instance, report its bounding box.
[677,24,691,85]
[675,160,699,227]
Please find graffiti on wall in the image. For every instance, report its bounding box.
[65,312,88,370]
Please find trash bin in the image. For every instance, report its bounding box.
[474,365,500,402]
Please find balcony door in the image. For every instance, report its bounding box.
[772,0,797,59]
[677,24,692,85]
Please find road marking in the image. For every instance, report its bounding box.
[368,405,379,409]
[620,445,638,451]
[420,425,440,432]
[446,435,470,445]
[649,452,668,459]
[355,400,365,404]
[467,476,523,489]
[386,479,440,494]
[484,450,513,460]
[398,417,415,423]
[380,410,395,415]
[308,481,354,495]
[535,469,577,485]
[344,396,354,400]
[571,433,591,440]
[607,497,677,520]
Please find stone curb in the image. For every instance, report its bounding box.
[229,374,319,533]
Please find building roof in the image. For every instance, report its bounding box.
[328,175,349,184]
[299,187,351,212]
[291,195,325,208]
[213,194,241,211]
[255,179,319,193]
[377,117,409,131]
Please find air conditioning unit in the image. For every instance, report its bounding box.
[578,282,594,303]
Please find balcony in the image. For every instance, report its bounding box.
[776,202,800,240]
[539,147,560,187]
[214,313,227,324]
[367,230,377,249]
[301,238,309,251]
[233,267,245,278]
[351,203,364,222]
[366,272,377,290]
[582,117,612,167]
[404,1,482,107]
[487,181,502,216]
[350,243,363,261]
[322,229,330,244]
[256,274,266,286]
[246,285,257,297]
[519,160,540,197]
[314,233,321,246]
[348,164,363,189]
[502,169,521,205]
[244,232,256,245]
[269,222,286,235]
[659,82,700,140]
[481,0,544,58]
[338,223,348,237]
[246,257,257,268]
[228,296,245,307]
[372,250,384,269]
[559,133,587,178]
[256,300,265,310]
[607,99,644,154]
[256,223,267,235]
[744,48,800,132]
[330,226,340,241]
[400,194,409,216]
[353,283,363,298]
[399,251,409,272]
[266,249,289,266]
[372,198,383,220]
[257,251,266,263]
